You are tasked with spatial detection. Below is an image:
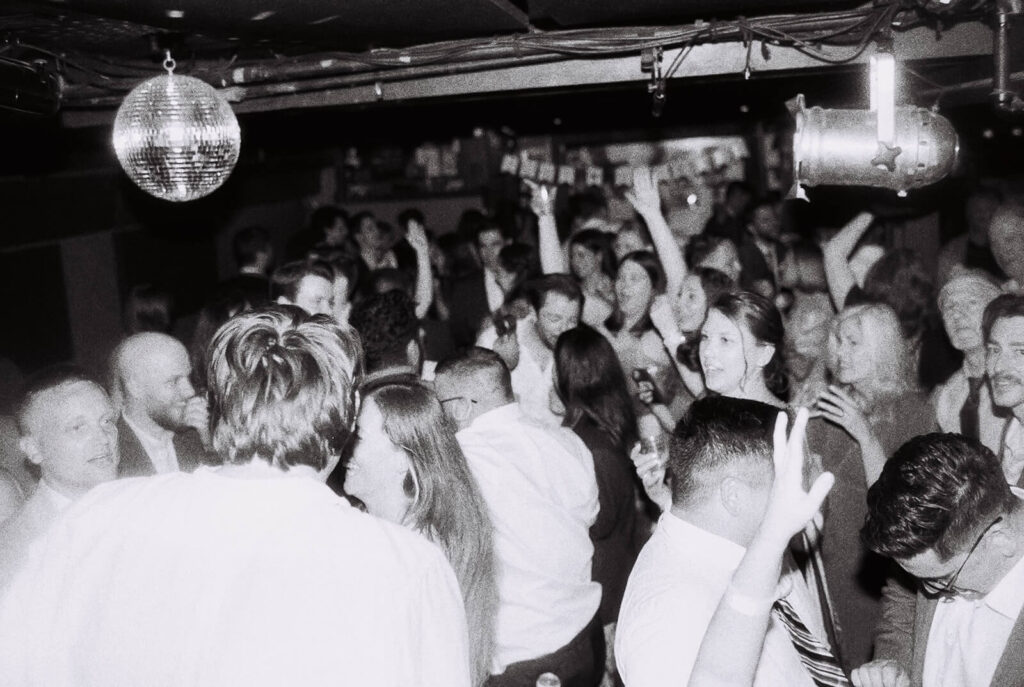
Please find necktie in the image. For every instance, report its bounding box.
[960,376,984,441]
[773,596,850,687]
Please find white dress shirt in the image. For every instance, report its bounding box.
[932,369,1004,456]
[478,316,561,428]
[0,468,470,687]
[1001,419,1024,486]
[123,414,180,474]
[0,480,71,588]
[616,512,821,687]
[923,495,1024,687]
[457,403,600,673]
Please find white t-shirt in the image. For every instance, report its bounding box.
[0,468,471,687]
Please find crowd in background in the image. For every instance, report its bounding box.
[0,170,1024,687]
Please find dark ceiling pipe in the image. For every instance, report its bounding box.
[993,1,1024,114]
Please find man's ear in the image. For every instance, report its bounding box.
[990,520,1020,560]
[19,436,42,466]
[718,475,746,518]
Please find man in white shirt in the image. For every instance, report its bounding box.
[932,269,1004,454]
[616,396,840,687]
[0,365,119,586]
[479,274,583,427]
[111,332,213,477]
[434,347,602,686]
[983,293,1024,485]
[856,433,1024,687]
[0,305,471,687]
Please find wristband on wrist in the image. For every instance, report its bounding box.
[722,586,775,617]
[662,331,685,350]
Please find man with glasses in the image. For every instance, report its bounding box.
[434,347,602,687]
[852,433,1024,687]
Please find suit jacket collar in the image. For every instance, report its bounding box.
[911,590,1024,687]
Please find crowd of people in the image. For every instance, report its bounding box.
[0,170,1023,687]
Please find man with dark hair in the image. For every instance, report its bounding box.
[349,290,421,388]
[224,225,273,305]
[0,365,118,583]
[854,433,1024,687]
[617,397,838,687]
[445,219,512,347]
[983,293,1024,485]
[703,180,754,246]
[434,347,601,687]
[478,273,583,427]
[270,259,335,317]
[111,332,213,477]
[0,306,471,686]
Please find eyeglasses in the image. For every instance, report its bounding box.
[920,515,1003,600]
[439,396,477,406]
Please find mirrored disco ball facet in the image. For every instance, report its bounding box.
[113,74,241,202]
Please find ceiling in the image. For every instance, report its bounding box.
[0,0,1005,124]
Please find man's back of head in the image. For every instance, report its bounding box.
[434,347,514,429]
[349,290,420,376]
[667,396,779,545]
[208,304,362,474]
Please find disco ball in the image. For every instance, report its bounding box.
[113,71,241,202]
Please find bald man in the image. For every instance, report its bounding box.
[111,333,214,477]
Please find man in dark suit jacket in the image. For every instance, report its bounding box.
[111,332,217,477]
[855,433,1024,687]
[445,219,509,348]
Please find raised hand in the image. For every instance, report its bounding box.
[624,167,663,217]
[758,408,835,548]
[523,179,555,219]
[406,220,429,254]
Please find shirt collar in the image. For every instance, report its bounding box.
[123,412,175,446]
[463,402,521,433]
[658,511,746,571]
[37,478,73,509]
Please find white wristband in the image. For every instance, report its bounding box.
[662,331,685,351]
[722,586,775,617]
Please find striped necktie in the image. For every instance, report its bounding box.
[773,596,850,686]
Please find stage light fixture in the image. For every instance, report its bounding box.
[789,52,958,199]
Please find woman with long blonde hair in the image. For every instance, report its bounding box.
[808,302,936,671]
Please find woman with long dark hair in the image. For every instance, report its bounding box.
[344,380,498,686]
[551,323,640,686]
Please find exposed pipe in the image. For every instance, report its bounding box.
[993,3,1024,114]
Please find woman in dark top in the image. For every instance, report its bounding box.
[552,324,640,683]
